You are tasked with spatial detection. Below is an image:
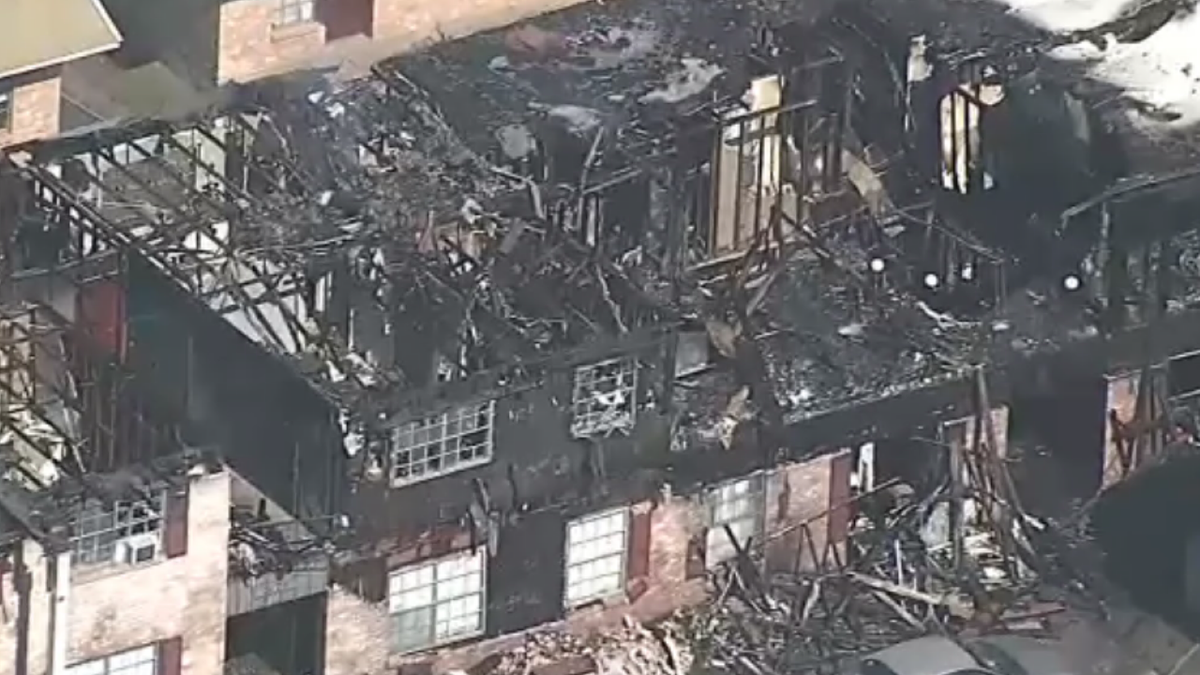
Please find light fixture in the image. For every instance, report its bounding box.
[1062,274,1082,291]
[923,272,940,289]
[960,264,975,282]
[869,257,887,273]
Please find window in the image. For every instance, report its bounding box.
[274,0,314,27]
[390,401,495,486]
[66,644,157,675]
[69,492,166,567]
[570,357,637,438]
[388,549,486,654]
[565,508,628,607]
[0,89,11,132]
[705,474,765,567]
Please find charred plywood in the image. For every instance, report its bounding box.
[486,510,567,636]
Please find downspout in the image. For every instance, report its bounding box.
[13,542,31,675]
[47,549,70,675]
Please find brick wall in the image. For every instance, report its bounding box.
[215,0,602,84]
[764,450,845,574]
[0,67,63,147]
[0,470,229,675]
[0,539,52,675]
[325,586,393,675]
[217,0,327,83]
[370,0,591,50]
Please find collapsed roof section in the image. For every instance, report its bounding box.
[0,0,1003,434]
[4,0,1167,471]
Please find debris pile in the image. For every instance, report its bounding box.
[686,376,1087,675]
[488,617,694,675]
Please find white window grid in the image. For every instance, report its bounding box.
[390,400,495,486]
[66,644,158,675]
[69,492,167,566]
[564,508,628,607]
[570,357,637,438]
[388,549,486,654]
[705,475,765,568]
[274,0,314,27]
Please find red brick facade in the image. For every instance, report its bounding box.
[0,67,63,148]
[216,0,600,83]
[0,472,229,675]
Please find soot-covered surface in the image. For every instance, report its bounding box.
[1092,451,1200,636]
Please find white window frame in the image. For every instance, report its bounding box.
[387,548,486,654]
[69,492,167,568]
[273,0,315,27]
[564,508,629,607]
[390,400,496,486]
[705,474,766,568]
[66,644,158,675]
[0,88,12,132]
[570,357,638,438]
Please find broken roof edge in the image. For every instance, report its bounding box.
[366,321,682,425]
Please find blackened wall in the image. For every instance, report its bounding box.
[125,256,344,526]
[348,339,667,553]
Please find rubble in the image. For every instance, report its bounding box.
[486,616,694,675]
[481,373,1114,675]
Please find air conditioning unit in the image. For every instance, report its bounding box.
[113,533,160,564]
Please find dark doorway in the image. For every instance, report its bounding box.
[321,0,374,42]
[225,593,328,675]
[1091,455,1200,637]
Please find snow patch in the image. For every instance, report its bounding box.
[543,104,605,134]
[640,58,725,104]
[572,26,661,71]
[990,0,1200,128]
[992,0,1138,32]
[1052,12,1200,127]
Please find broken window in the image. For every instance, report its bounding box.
[564,508,628,607]
[388,548,486,653]
[570,357,637,438]
[69,492,166,567]
[390,400,495,487]
[273,0,314,26]
[66,643,157,675]
[705,474,766,568]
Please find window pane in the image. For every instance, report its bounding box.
[565,509,628,606]
[570,358,637,437]
[394,607,434,652]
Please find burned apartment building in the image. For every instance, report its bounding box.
[5,0,1200,673]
